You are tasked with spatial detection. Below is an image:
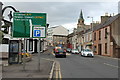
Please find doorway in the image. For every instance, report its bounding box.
[34,39,38,53]
[98,44,102,55]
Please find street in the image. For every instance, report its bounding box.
[56,54,118,78]
[0,2,120,80]
[43,47,119,79]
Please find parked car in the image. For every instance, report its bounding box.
[71,49,79,54]
[54,48,66,58]
[66,48,71,53]
[81,49,94,57]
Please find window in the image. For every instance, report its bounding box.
[10,42,19,53]
[105,28,107,39]
[105,43,107,54]
[2,38,9,44]
[94,32,96,41]
[99,31,101,40]
[94,46,97,53]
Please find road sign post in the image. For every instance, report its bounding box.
[38,38,41,71]
[23,38,26,71]
[12,12,47,71]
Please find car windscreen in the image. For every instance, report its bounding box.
[84,49,92,52]
[57,49,64,52]
[73,49,78,51]
[75,49,78,51]
[67,48,71,50]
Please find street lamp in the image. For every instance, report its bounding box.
[87,16,94,52]
[2,5,19,35]
[87,16,93,30]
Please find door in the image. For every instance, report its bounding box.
[98,44,102,55]
[34,39,38,53]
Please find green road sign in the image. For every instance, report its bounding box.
[12,12,46,38]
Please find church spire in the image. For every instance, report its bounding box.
[79,10,84,20]
[78,9,84,25]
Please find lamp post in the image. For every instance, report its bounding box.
[0,2,3,31]
[2,5,19,35]
[87,16,94,52]
[0,2,3,44]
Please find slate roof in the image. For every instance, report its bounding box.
[68,32,74,37]
[93,13,120,31]
[84,28,92,33]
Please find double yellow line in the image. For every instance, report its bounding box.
[42,58,62,80]
[55,61,62,80]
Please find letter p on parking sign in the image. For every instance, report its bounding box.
[34,30,41,37]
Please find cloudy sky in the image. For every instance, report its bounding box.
[1,1,119,33]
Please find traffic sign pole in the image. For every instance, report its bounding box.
[38,38,41,71]
[23,38,26,71]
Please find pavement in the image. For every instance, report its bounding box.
[1,52,54,80]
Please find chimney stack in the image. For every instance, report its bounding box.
[113,13,114,16]
[105,13,108,16]
[101,13,111,23]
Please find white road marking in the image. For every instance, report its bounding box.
[48,62,55,80]
[103,63,119,68]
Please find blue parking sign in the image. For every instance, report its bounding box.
[34,30,41,37]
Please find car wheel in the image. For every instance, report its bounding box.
[64,55,66,58]
[83,54,86,57]
[55,55,58,58]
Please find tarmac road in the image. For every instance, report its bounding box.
[55,54,119,78]
[44,46,119,79]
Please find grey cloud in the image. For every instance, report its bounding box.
[3,2,118,26]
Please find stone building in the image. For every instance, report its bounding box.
[47,26,69,46]
[53,35,68,47]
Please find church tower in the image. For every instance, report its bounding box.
[77,10,85,31]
